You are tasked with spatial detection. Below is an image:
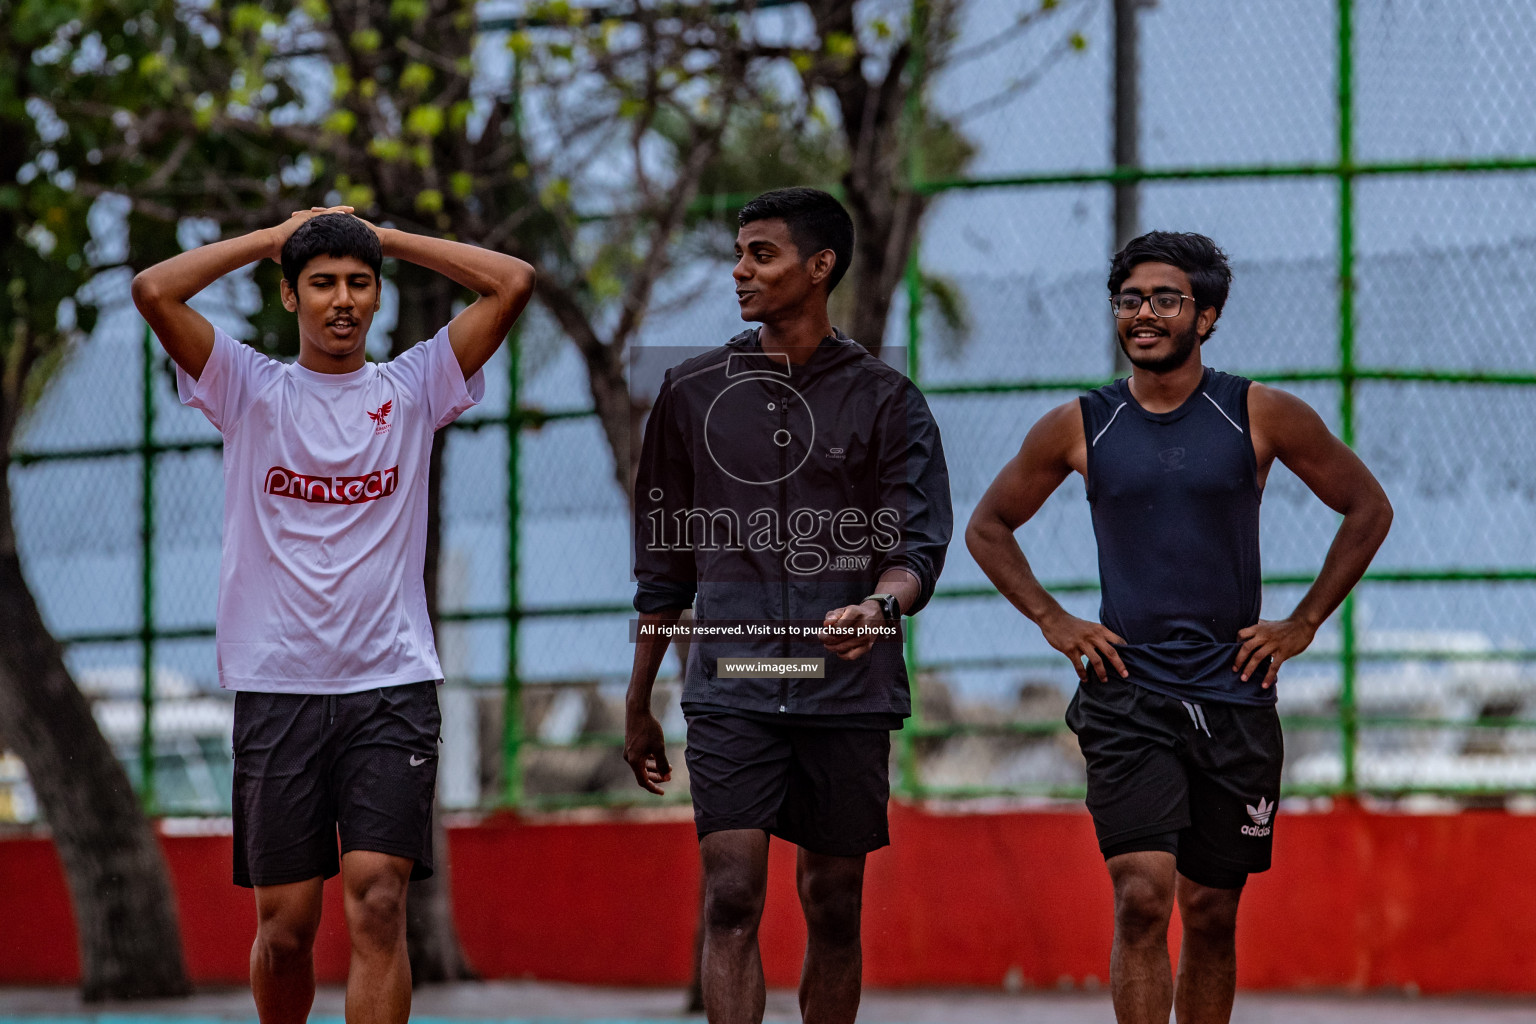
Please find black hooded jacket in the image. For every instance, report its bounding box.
[633,328,952,717]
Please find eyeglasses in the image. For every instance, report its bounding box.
[1109,292,1194,319]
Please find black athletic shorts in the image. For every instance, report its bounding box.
[683,707,893,857]
[231,681,441,888]
[1066,673,1283,890]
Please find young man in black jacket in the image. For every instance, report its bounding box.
[625,188,952,1024]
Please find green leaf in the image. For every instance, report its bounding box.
[366,136,406,160]
[400,62,433,93]
[390,0,428,22]
[323,109,358,135]
[233,4,280,34]
[449,171,473,198]
[405,105,444,137]
[415,188,444,213]
[343,183,376,209]
[824,32,857,59]
[539,177,571,207]
[350,28,382,52]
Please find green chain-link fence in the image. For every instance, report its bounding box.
[8,0,1536,819]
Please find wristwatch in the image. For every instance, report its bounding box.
[862,593,900,623]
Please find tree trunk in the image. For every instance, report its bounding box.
[844,186,928,358]
[533,276,645,500]
[390,262,479,982]
[584,345,645,500]
[0,421,190,999]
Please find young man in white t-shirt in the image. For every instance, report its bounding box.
[132,208,533,1023]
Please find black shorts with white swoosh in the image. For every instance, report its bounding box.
[1066,673,1284,888]
[231,681,441,887]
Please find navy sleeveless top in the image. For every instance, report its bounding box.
[1079,368,1271,706]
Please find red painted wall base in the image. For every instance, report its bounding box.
[2,802,1532,992]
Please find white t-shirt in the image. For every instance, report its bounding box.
[178,326,484,693]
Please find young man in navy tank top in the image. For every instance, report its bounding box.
[966,232,1393,1023]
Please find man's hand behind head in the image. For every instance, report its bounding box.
[265,206,357,262]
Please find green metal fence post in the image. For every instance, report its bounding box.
[500,46,526,811]
[139,321,157,813]
[894,0,931,800]
[900,249,924,799]
[503,331,524,809]
[1336,0,1359,795]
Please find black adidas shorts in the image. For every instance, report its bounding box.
[684,708,892,857]
[231,681,441,888]
[1066,673,1283,890]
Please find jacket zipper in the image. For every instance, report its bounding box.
[778,392,790,713]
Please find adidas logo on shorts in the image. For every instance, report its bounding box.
[1241,796,1273,837]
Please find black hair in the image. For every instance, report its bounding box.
[281,213,383,288]
[737,187,854,292]
[1108,231,1232,339]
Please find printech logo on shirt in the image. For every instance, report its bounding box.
[264,466,399,505]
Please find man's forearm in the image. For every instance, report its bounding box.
[965,517,1068,625]
[870,568,921,616]
[626,608,685,715]
[1289,500,1394,629]
[133,229,272,305]
[380,228,531,299]
[132,228,279,380]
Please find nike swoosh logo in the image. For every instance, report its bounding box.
[409,755,430,766]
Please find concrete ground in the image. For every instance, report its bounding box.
[4,982,1536,1023]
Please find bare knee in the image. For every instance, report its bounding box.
[798,862,863,948]
[1178,882,1241,940]
[704,867,766,938]
[256,921,317,971]
[254,894,321,971]
[345,871,409,952]
[1112,869,1174,942]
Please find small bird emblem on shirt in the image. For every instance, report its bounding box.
[367,401,392,434]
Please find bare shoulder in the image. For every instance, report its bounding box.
[1024,398,1088,474]
[1248,382,1335,461]
[1031,398,1086,445]
[1249,381,1306,414]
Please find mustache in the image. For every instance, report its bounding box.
[1119,321,1200,372]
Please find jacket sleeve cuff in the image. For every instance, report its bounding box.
[876,558,935,615]
[634,582,696,614]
